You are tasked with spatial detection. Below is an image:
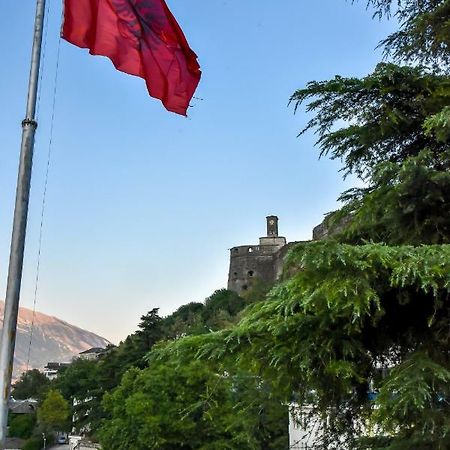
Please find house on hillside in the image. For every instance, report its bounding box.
[9,398,38,414]
[78,347,106,361]
[43,361,70,380]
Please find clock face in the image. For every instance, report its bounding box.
[269,220,275,225]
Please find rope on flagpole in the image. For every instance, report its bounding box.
[35,0,51,120]
[26,2,63,373]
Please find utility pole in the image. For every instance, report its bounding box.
[0,0,46,446]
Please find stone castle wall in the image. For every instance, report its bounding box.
[227,245,280,294]
[227,215,341,295]
[227,216,291,295]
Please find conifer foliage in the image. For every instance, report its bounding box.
[362,0,450,69]
[166,242,450,448]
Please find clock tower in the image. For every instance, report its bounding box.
[259,215,286,247]
[227,215,288,295]
[266,215,279,237]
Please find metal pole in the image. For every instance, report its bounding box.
[0,0,46,446]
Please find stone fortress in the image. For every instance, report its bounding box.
[227,216,299,295]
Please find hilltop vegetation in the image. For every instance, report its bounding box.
[11,287,288,448]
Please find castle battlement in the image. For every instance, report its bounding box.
[227,216,288,294]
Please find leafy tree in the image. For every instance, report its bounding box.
[8,413,36,439]
[53,295,258,441]
[136,307,164,349]
[23,434,54,450]
[79,288,287,448]
[99,359,288,450]
[54,308,165,426]
[37,390,70,432]
[161,292,250,337]
[54,358,101,432]
[227,371,289,450]
[55,358,99,400]
[202,289,248,330]
[92,309,165,399]
[11,369,50,401]
[162,302,206,338]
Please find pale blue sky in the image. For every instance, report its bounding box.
[0,0,395,343]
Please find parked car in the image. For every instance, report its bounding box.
[57,434,68,444]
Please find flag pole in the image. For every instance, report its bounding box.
[0,0,46,446]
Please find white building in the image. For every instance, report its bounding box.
[42,362,70,380]
[289,404,322,449]
[78,347,106,360]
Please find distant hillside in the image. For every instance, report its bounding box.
[0,301,110,379]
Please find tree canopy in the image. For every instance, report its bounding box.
[44,287,285,445]
[291,64,450,177]
[99,360,287,450]
[37,390,70,432]
[361,0,450,69]
[11,369,49,401]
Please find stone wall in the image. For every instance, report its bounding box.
[227,245,280,294]
[227,216,289,295]
[227,216,314,295]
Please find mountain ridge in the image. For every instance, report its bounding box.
[0,301,111,379]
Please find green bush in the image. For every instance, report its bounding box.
[23,436,43,450]
[9,413,36,439]
[23,433,54,450]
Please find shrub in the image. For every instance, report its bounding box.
[9,413,36,439]
[23,433,54,450]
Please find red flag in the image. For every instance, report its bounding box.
[62,0,201,116]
